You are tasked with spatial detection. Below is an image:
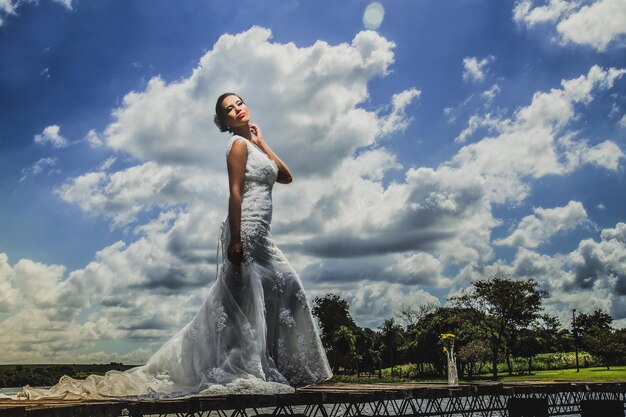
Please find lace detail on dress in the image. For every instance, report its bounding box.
[204,368,227,384]
[279,308,296,328]
[213,304,228,332]
[295,289,309,309]
[272,272,285,293]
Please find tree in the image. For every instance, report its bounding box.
[395,303,438,327]
[332,325,358,373]
[355,327,381,376]
[533,314,571,353]
[451,276,548,380]
[379,318,405,376]
[312,293,358,372]
[574,309,613,351]
[514,328,542,374]
[583,327,626,369]
[312,293,357,346]
[457,339,491,378]
[574,310,625,369]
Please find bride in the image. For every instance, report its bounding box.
[16,93,332,400]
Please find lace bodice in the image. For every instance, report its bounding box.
[227,136,279,263]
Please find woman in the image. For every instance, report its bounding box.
[16,94,332,400]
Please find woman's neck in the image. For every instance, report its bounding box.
[231,124,251,140]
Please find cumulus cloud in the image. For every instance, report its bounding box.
[307,281,440,328]
[513,0,578,26]
[462,56,494,83]
[0,253,121,363]
[619,114,626,128]
[0,253,18,312]
[495,200,589,248]
[34,125,68,148]
[104,27,396,176]
[470,222,626,324]
[514,0,626,51]
[56,162,226,227]
[451,65,625,203]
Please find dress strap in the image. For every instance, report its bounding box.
[226,135,249,156]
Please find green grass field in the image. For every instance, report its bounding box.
[2,363,624,388]
[496,366,626,382]
[331,365,626,384]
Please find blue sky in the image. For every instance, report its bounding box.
[1,0,625,363]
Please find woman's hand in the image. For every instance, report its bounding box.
[227,238,243,265]
[249,122,293,184]
[249,123,265,147]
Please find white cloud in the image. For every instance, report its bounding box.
[513,0,578,26]
[0,253,18,312]
[461,224,626,325]
[481,83,501,106]
[514,0,626,51]
[495,201,589,248]
[0,0,17,17]
[462,56,494,83]
[85,129,104,148]
[0,0,72,27]
[34,125,68,148]
[560,134,624,171]
[52,0,73,10]
[308,281,440,328]
[378,88,421,136]
[557,0,626,51]
[619,114,626,128]
[104,28,397,176]
[451,65,625,203]
[99,156,117,171]
[454,112,505,143]
[56,162,225,227]
[20,157,58,182]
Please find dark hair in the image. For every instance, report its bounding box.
[214,92,243,132]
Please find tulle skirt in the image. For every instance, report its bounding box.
[17,220,332,400]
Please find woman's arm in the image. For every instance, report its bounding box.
[226,139,248,265]
[249,123,293,184]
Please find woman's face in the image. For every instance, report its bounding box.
[221,95,250,130]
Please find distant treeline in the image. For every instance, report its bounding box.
[0,363,136,388]
[311,276,626,380]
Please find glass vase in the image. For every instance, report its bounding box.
[447,354,459,386]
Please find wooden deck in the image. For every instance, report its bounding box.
[1,381,625,417]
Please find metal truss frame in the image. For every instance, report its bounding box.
[3,383,624,417]
[121,384,626,417]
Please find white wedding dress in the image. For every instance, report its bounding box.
[17,136,332,400]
